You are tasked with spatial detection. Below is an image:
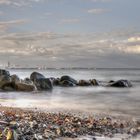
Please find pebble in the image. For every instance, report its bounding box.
[0,107,139,140]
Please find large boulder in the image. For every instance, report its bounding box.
[0,75,11,88]
[23,77,34,85]
[34,78,53,90]
[0,69,10,76]
[107,80,132,87]
[60,75,77,87]
[1,81,16,91]
[78,80,91,86]
[1,81,36,92]
[11,74,20,82]
[90,79,100,86]
[15,82,36,91]
[0,69,11,89]
[30,72,45,82]
[53,78,60,86]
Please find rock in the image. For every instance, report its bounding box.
[60,80,76,87]
[60,75,77,87]
[1,81,35,92]
[0,75,11,89]
[43,129,56,139]
[30,72,45,82]
[53,78,60,86]
[30,72,52,91]
[1,81,17,91]
[0,69,10,76]
[34,78,53,90]
[11,74,20,82]
[107,80,132,87]
[24,77,34,85]
[78,80,91,86]
[15,82,36,92]
[90,79,100,86]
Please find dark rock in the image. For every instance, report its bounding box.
[34,78,53,90]
[107,80,132,87]
[0,69,10,76]
[78,80,91,86]
[60,75,77,87]
[24,77,34,85]
[15,82,36,91]
[11,74,20,82]
[109,80,115,83]
[60,80,76,87]
[53,78,60,86]
[1,81,17,91]
[0,75,11,89]
[90,79,100,86]
[30,72,45,82]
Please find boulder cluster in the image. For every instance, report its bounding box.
[0,69,132,92]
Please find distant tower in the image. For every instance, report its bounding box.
[8,61,10,68]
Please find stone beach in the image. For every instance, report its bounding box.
[0,106,140,140]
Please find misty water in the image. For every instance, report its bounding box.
[0,69,140,119]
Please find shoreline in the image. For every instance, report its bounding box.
[0,106,139,139]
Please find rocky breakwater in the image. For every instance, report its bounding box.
[0,69,133,92]
[0,69,35,92]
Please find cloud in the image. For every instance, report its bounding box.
[88,8,109,14]
[91,0,112,2]
[81,0,112,3]
[0,19,27,25]
[0,19,28,33]
[128,37,140,42]
[59,18,80,24]
[0,0,44,7]
[0,29,140,67]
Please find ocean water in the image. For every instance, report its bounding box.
[0,68,140,119]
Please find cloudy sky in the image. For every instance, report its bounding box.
[0,0,140,68]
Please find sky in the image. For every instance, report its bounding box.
[0,0,140,68]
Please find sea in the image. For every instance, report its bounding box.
[0,68,140,120]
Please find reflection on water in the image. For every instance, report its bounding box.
[0,69,140,119]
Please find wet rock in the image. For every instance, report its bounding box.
[53,78,60,86]
[0,75,11,88]
[15,82,36,92]
[34,78,53,90]
[11,74,20,83]
[60,75,77,87]
[30,72,45,82]
[107,80,132,87]
[23,77,34,85]
[1,81,36,92]
[1,81,16,91]
[0,69,10,76]
[90,79,100,86]
[78,80,91,86]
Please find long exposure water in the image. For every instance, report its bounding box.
[0,68,140,119]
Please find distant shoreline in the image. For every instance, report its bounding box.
[3,67,140,70]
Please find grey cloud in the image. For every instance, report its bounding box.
[59,19,80,24]
[91,0,112,2]
[88,8,109,14]
[0,30,140,68]
[0,19,28,33]
[0,0,44,7]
